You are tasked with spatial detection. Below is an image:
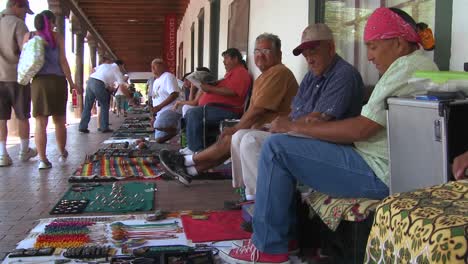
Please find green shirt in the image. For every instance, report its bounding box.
[354,50,439,186]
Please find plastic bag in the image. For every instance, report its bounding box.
[17,35,45,85]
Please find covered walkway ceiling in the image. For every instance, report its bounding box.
[59,0,189,72]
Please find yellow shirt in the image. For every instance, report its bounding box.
[250,64,299,128]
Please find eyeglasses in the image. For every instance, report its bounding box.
[254,48,273,55]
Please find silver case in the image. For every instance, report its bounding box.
[386,97,467,194]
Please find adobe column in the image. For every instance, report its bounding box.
[87,34,97,69]
[74,31,85,118]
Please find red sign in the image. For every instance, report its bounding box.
[164,14,177,74]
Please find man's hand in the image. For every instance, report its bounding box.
[199,83,212,93]
[173,101,183,110]
[149,116,155,128]
[270,116,293,133]
[151,105,162,114]
[71,84,82,95]
[220,126,237,139]
[452,151,468,180]
[305,112,331,124]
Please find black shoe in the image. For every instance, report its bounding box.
[159,149,192,185]
[224,200,244,210]
[79,128,90,134]
[240,221,253,233]
[100,128,114,133]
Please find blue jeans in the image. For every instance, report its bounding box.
[153,109,182,139]
[252,134,389,254]
[79,78,111,130]
[185,106,239,152]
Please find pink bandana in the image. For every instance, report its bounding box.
[364,7,421,44]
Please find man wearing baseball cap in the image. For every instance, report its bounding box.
[227,24,364,212]
[0,0,37,167]
[225,8,438,263]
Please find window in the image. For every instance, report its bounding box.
[198,9,205,68]
[228,0,250,58]
[321,0,436,90]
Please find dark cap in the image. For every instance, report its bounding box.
[8,0,34,14]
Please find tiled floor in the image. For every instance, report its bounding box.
[0,113,237,259]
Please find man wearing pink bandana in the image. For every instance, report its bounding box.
[224,8,438,264]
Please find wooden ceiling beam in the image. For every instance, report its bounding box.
[105,42,162,46]
[91,24,162,27]
[106,45,163,49]
[71,0,189,72]
[80,6,185,11]
[89,19,164,23]
[79,0,185,3]
[99,30,163,34]
[84,10,183,15]
[102,35,162,39]
[117,46,155,49]
[79,3,186,8]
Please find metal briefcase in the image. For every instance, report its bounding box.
[386,97,468,194]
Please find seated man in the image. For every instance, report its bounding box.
[149,58,182,143]
[173,68,215,118]
[231,23,364,202]
[226,7,439,263]
[160,33,299,185]
[181,48,252,154]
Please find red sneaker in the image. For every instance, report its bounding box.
[225,239,290,264]
[233,239,299,255]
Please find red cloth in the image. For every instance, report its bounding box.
[181,211,252,242]
[364,7,421,44]
[198,66,251,114]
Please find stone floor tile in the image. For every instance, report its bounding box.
[0,113,238,260]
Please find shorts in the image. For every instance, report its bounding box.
[115,95,127,110]
[154,109,182,139]
[0,81,31,120]
[31,75,68,117]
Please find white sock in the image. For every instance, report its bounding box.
[245,194,256,201]
[186,166,198,176]
[20,139,29,153]
[0,141,7,156]
[184,155,195,166]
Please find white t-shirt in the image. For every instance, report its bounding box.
[90,63,124,87]
[151,72,180,112]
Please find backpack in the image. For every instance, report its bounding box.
[17,34,45,85]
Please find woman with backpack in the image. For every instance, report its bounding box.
[23,10,79,170]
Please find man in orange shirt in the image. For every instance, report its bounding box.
[160,33,299,185]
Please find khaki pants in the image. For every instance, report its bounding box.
[231,129,271,197]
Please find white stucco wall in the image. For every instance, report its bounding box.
[247,0,309,81]
[450,0,468,71]
[177,0,211,75]
[178,0,309,81]
[218,0,235,78]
